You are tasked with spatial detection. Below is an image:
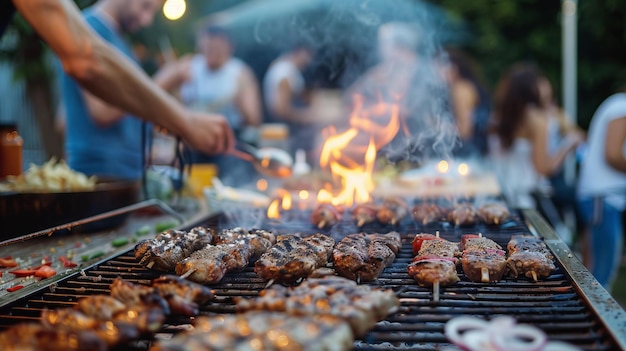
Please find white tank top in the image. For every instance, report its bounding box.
[180,55,244,129]
[263,59,304,111]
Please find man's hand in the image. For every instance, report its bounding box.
[183,112,235,155]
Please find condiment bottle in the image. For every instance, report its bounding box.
[0,123,23,179]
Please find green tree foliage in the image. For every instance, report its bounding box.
[428,0,626,128]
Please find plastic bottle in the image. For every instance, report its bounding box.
[0,123,23,179]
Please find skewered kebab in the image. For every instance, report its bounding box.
[460,234,507,283]
[134,227,214,270]
[255,233,335,284]
[408,233,460,301]
[507,235,556,281]
[377,197,410,225]
[150,311,354,351]
[412,203,442,225]
[477,203,511,225]
[311,203,343,228]
[333,231,401,282]
[448,203,477,226]
[0,323,107,351]
[352,202,380,227]
[236,275,399,337]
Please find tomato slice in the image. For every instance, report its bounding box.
[59,256,78,268]
[0,257,18,268]
[34,265,56,279]
[7,285,24,292]
[10,269,37,277]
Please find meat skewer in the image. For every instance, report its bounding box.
[412,203,442,225]
[460,234,507,283]
[507,235,556,281]
[311,203,343,228]
[0,323,107,351]
[477,203,511,225]
[352,203,379,227]
[134,227,214,270]
[255,233,335,284]
[408,232,460,302]
[448,203,477,226]
[333,231,401,282]
[377,197,410,225]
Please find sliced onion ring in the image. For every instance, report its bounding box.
[490,324,547,351]
[542,341,583,351]
[444,316,490,348]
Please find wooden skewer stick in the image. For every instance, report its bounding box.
[146,261,155,269]
[318,220,327,229]
[494,217,500,225]
[436,231,440,238]
[391,218,398,226]
[265,279,275,289]
[356,274,361,285]
[478,232,483,238]
[179,268,196,279]
[357,218,366,227]
[433,280,440,303]
[530,270,538,282]
[481,267,490,283]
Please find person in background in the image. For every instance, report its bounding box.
[489,63,583,208]
[2,0,233,166]
[442,49,491,158]
[263,43,315,153]
[577,89,626,290]
[157,26,262,185]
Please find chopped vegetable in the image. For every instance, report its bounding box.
[89,251,105,260]
[59,256,78,268]
[49,247,56,253]
[35,265,56,279]
[81,254,89,262]
[0,257,18,268]
[135,225,151,236]
[7,285,24,292]
[10,269,37,277]
[111,238,129,248]
[155,221,177,233]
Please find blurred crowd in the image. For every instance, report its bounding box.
[3,0,624,293]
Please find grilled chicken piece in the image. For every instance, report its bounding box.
[418,239,459,260]
[462,248,507,283]
[353,203,380,227]
[151,275,214,316]
[311,203,343,228]
[407,258,460,287]
[134,227,214,271]
[448,203,477,226]
[478,203,511,225]
[0,323,107,351]
[255,233,335,283]
[113,303,167,334]
[377,197,410,225]
[333,232,401,282]
[41,308,140,346]
[213,227,276,246]
[461,235,502,252]
[150,312,354,351]
[507,235,555,281]
[109,278,171,315]
[74,295,127,320]
[236,275,399,337]
[412,203,442,225]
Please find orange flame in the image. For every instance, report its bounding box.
[267,199,280,219]
[317,95,400,207]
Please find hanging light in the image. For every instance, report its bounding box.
[163,0,186,21]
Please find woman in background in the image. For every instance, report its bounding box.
[489,63,582,208]
[577,90,626,290]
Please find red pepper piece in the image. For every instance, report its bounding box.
[7,285,24,292]
[10,269,37,277]
[35,265,56,279]
[59,256,78,268]
[0,257,18,268]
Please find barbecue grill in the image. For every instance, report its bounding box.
[0,206,625,351]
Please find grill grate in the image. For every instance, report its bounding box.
[0,211,621,351]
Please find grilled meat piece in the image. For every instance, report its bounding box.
[0,323,107,351]
[478,203,511,225]
[151,275,214,315]
[461,248,507,283]
[41,308,140,346]
[407,258,460,287]
[113,302,167,334]
[333,232,401,282]
[411,233,441,255]
[236,275,399,337]
[109,278,171,315]
[418,239,459,260]
[150,312,354,351]
[507,251,556,280]
[255,233,335,283]
[311,203,343,228]
[507,235,555,281]
[353,203,380,227]
[461,235,502,252]
[134,227,214,271]
[448,203,477,226]
[377,197,410,225]
[175,239,255,284]
[507,235,554,260]
[74,295,127,320]
[412,203,442,225]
